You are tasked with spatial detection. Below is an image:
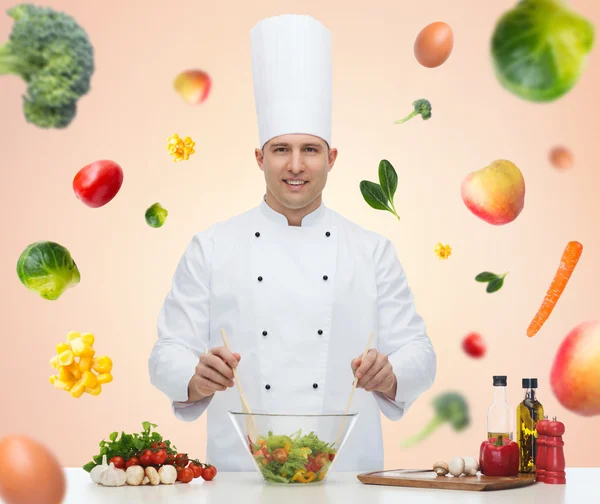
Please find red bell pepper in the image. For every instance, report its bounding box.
[479,435,519,477]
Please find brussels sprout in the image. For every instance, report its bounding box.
[145,202,168,228]
[17,241,80,300]
[491,0,594,102]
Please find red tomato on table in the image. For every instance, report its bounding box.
[73,160,123,208]
[201,465,217,481]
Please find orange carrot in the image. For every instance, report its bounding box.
[527,241,583,338]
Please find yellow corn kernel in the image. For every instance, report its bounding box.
[96,373,113,385]
[70,338,84,356]
[56,342,70,354]
[49,375,56,384]
[67,331,81,342]
[70,380,85,398]
[81,345,95,358]
[81,370,97,388]
[58,350,74,366]
[85,384,102,396]
[92,356,113,374]
[79,356,93,372]
[81,333,95,346]
[50,356,59,369]
[66,362,82,379]
[54,378,74,390]
[59,366,73,382]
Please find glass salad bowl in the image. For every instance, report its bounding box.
[229,411,359,485]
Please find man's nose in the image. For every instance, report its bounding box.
[288,152,305,174]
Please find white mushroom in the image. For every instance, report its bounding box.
[433,461,449,476]
[448,456,465,477]
[158,465,177,485]
[141,476,150,486]
[125,465,145,486]
[463,456,479,476]
[145,466,160,486]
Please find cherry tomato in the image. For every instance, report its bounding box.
[305,456,319,473]
[329,453,335,462]
[109,456,125,469]
[166,453,176,465]
[140,449,154,467]
[462,332,486,358]
[201,465,217,481]
[152,442,167,449]
[125,457,140,468]
[272,448,288,464]
[189,463,203,478]
[72,160,124,208]
[151,449,167,465]
[315,453,328,468]
[177,467,194,483]
[175,453,189,467]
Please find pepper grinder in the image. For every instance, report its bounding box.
[535,416,550,482]
[544,417,566,485]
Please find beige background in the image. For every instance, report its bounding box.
[1,0,599,470]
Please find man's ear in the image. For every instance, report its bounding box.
[328,148,338,172]
[255,148,264,171]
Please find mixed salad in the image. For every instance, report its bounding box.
[248,430,337,484]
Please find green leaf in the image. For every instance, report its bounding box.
[475,272,498,282]
[360,181,393,212]
[142,421,151,432]
[133,439,145,450]
[486,277,504,293]
[378,159,398,204]
[83,461,96,473]
[109,432,118,442]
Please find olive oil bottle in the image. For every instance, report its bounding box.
[487,376,513,440]
[517,378,544,473]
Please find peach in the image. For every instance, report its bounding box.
[174,69,212,105]
[460,159,525,225]
[550,321,600,417]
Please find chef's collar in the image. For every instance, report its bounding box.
[260,195,327,227]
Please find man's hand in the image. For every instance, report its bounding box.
[186,346,241,403]
[351,349,397,400]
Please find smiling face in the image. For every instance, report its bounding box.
[255,134,338,223]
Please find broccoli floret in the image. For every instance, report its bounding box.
[400,392,470,448]
[0,3,94,128]
[394,98,432,124]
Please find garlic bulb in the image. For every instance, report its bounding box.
[90,454,108,484]
[99,462,127,487]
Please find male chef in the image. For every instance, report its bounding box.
[149,14,436,472]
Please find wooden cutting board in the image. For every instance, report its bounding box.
[357,469,537,492]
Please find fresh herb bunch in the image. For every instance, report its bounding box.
[83,421,177,472]
[360,159,400,220]
[475,271,509,293]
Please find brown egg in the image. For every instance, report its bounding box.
[549,146,574,170]
[0,435,66,504]
[414,22,454,68]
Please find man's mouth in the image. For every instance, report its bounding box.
[284,180,308,186]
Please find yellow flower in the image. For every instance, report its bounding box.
[434,242,452,259]
[167,133,196,162]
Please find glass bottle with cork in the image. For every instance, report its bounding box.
[517,378,544,473]
[487,375,513,440]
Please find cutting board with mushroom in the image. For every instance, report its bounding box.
[357,469,536,492]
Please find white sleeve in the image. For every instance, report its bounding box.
[148,228,215,422]
[372,238,437,421]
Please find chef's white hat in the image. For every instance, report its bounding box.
[250,14,332,150]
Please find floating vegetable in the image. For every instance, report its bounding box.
[401,392,470,448]
[549,146,574,170]
[167,133,195,162]
[174,69,212,104]
[360,159,400,220]
[394,99,431,124]
[73,160,123,208]
[462,332,486,358]
[434,243,452,260]
[17,241,80,300]
[475,271,508,294]
[527,241,582,337]
[145,203,168,228]
[491,0,595,102]
[0,4,95,129]
[414,22,454,68]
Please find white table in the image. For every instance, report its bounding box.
[6,468,597,503]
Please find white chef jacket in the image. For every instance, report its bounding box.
[149,196,436,472]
